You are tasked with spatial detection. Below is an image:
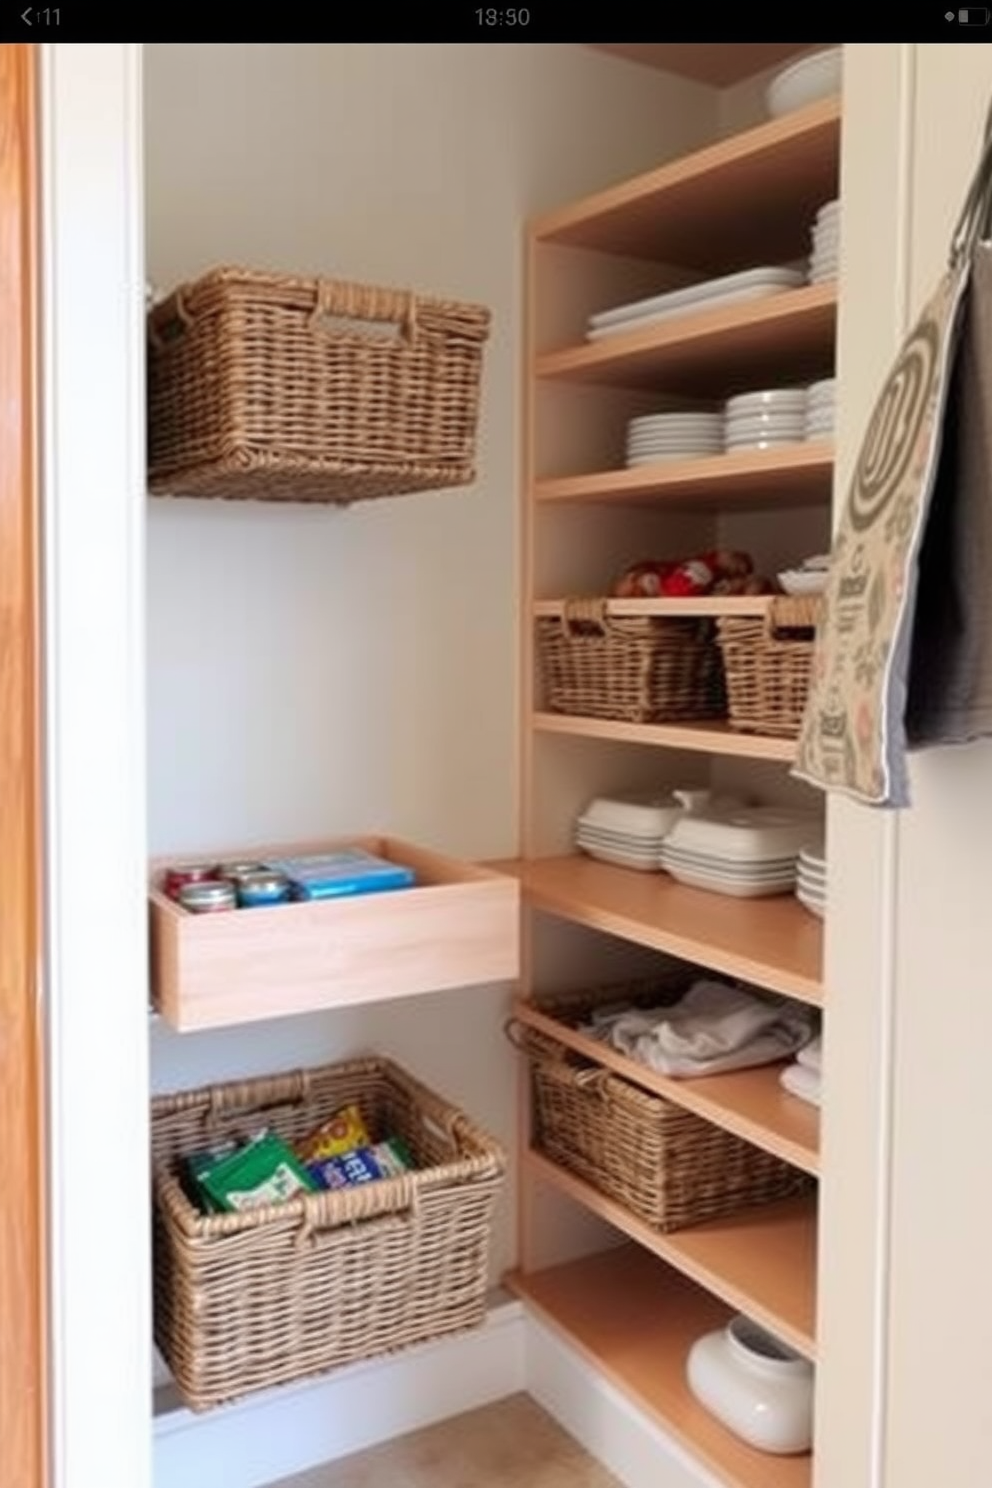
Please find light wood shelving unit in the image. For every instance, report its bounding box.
[507,1247,812,1488]
[526,1151,817,1357]
[533,442,833,511]
[535,283,836,395]
[505,857,824,1006]
[514,73,839,1488]
[512,998,819,1174]
[531,712,798,763]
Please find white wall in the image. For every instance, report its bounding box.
[884,43,992,1488]
[143,43,718,1294]
[815,42,992,1488]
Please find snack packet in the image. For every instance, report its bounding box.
[183,1135,248,1213]
[295,1103,372,1164]
[308,1136,414,1191]
[200,1130,320,1213]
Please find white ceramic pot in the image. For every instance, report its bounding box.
[686,1315,814,1455]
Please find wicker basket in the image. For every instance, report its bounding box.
[512,977,812,1233]
[536,598,726,724]
[151,1056,505,1411]
[716,596,822,738]
[147,267,491,505]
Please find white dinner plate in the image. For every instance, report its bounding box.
[664,863,796,897]
[587,279,804,342]
[588,266,805,332]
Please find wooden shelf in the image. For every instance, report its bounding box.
[507,1247,812,1488]
[504,856,823,1005]
[535,594,780,620]
[526,1149,817,1357]
[149,836,520,1031]
[514,998,819,1174]
[532,97,840,271]
[532,712,798,763]
[536,284,836,396]
[534,442,833,510]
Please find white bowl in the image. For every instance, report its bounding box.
[766,47,842,119]
[778,568,829,596]
[687,1315,815,1455]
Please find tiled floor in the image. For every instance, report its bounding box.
[270,1393,622,1487]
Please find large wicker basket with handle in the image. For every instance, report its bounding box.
[147,267,491,505]
[716,595,822,738]
[510,976,813,1233]
[536,598,726,724]
[151,1055,505,1411]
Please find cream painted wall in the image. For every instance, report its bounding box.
[883,44,992,1488]
[143,43,718,1299]
[813,43,912,1488]
[813,42,992,1488]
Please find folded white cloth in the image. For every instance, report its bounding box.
[593,980,817,1078]
[780,1061,821,1107]
[796,1033,822,1072]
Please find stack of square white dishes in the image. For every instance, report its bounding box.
[626,411,723,468]
[723,387,806,452]
[587,266,807,343]
[804,377,836,440]
[575,791,684,871]
[796,839,827,918]
[807,199,839,284]
[659,804,822,898]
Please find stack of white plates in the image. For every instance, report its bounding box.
[587,266,806,343]
[807,200,839,285]
[575,792,684,872]
[724,388,806,452]
[626,412,723,467]
[796,840,827,918]
[659,805,821,899]
[804,378,836,440]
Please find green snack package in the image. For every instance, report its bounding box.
[183,1137,245,1213]
[183,1129,268,1214]
[200,1130,320,1214]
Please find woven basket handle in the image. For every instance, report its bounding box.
[146,285,195,350]
[560,597,613,638]
[309,279,418,342]
[294,1173,419,1250]
[765,594,822,639]
[203,1068,313,1129]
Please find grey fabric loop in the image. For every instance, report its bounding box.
[951,97,992,264]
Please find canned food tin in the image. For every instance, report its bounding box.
[178,879,238,914]
[165,862,221,900]
[236,870,292,908]
[216,860,267,884]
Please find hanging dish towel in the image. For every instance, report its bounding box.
[792,102,992,806]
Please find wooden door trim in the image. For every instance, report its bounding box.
[0,41,46,1488]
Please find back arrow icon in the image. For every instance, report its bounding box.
[22,7,33,21]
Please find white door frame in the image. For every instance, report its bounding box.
[40,42,152,1488]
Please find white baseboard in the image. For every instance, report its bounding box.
[524,1315,721,1488]
[153,1297,525,1488]
[153,1298,720,1488]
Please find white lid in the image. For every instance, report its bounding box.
[665,804,823,863]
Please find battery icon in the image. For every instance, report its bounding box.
[959,6,990,21]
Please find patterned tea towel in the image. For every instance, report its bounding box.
[793,101,992,807]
